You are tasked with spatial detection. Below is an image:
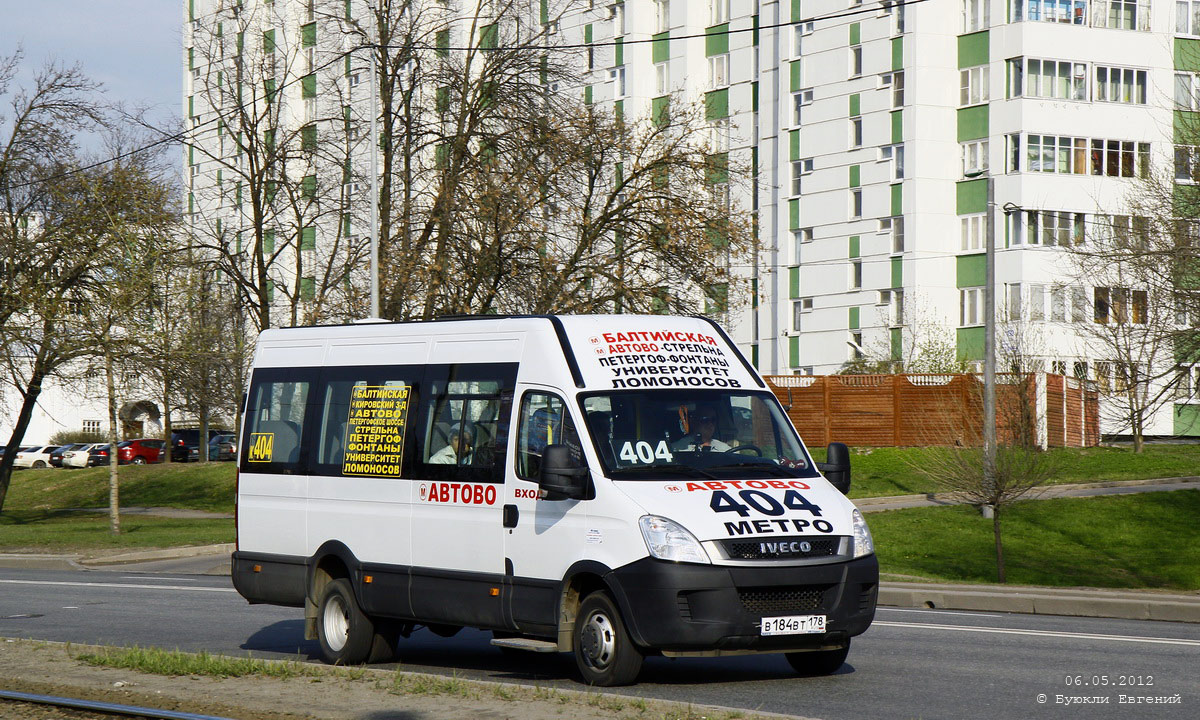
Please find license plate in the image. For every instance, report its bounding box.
[760,614,826,636]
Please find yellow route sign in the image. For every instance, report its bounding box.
[341,385,410,477]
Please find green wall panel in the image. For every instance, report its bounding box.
[890,328,902,360]
[789,336,800,367]
[956,178,988,214]
[891,110,902,143]
[706,23,729,56]
[791,61,803,92]
[956,254,986,288]
[790,129,800,161]
[1176,37,1200,71]
[849,93,860,117]
[789,198,800,229]
[705,88,729,119]
[957,31,989,69]
[1174,405,1200,436]
[652,32,669,63]
[789,266,800,298]
[849,235,860,258]
[891,257,902,288]
[891,37,903,71]
[957,105,989,141]
[890,183,902,216]
[849,165,860,188]
[849,23,860,46]
[849,306,860,330]
[957,327,985,362]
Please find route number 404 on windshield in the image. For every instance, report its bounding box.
[710,489,823,517]
[620,440,674,464]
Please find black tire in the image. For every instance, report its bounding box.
[32,461,46,468]
[785,641,850,676]
[573,591,643,686]
[316,578,377,665]
[132,457,147,465]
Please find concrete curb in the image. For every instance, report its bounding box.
[879,581,1200,623]
[78,543,236,566]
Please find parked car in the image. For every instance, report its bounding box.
[86,444,112,467]
[208,434,236,461]
[117,439,165,465]
[171,429,232,462]
[13,445,61,469]
[50,444,86,468]
[62,443,102,468]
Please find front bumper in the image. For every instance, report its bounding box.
[607,554,878,653]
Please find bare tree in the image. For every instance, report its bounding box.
[0,52,108,511]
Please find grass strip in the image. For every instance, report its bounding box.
[76,646,315,679]
[0,514,233,552]
[869,490,1200,590]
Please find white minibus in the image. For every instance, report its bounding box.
[232,314,876,685]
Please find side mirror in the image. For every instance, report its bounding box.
[817,441,851,494]
[539,444,589,500]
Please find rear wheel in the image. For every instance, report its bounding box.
[785,641,850,676]
[316,579,377,665]
[132,456,147,465]
[573,591,643,686]
[32,461,46,468]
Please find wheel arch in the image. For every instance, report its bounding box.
[304,541,361,640]
[557,560,648,652]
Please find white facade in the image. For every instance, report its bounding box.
[183,0,1200,435]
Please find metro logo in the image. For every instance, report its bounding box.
[247,433,274,463]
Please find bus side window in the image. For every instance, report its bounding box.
[416,364,515,483]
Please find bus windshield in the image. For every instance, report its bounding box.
[579,390,818,480]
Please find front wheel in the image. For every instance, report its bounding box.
[574,591,643,686]
[785,640,850,676]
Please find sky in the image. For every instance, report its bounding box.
[0,1,182,147]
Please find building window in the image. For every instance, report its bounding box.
[83,420,102,434]
[1096,0,1150,30]
[655,62,669,95]
[851,259,863,288]
[851,117,863,147]
[962,139,989,176]
[851,189,863,220]
[1094,287,1148,324]
[1024,210,1085,246]
[791,159,813,195]
[794,298,813,329]
[888,70,905,107]
[1179,0,1200,35]
[850,46,863,77]
[1096,66,1147,104]
[610,67,626,99]
[960,65,988,106]
[611,3,626,37]
[1013,0,1087,23]
[961,287,984,326]
[880,144,904,179]
[963,0,990,32]
[655,0,670,33]
[881,216,905,252]
[710,0,729,26]
[889,289,905,326]
[709,54,729,89]
[1176,72,1200,110]
[849,332,864,360]
[1022,58,1088,101]
[961,213,986,251]
[1006,283,1022,321]
[792,89,813,126]
[709,118,730,152]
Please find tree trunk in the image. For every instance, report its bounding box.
[0,356,50,513]
[993,507,1006,584]
[106,348,121,535]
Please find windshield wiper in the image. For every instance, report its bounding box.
[704,460,801,478]
[608,464,718,480]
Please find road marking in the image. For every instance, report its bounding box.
[120,576,200,582]
[877,608,1003,618]
[874,620,1200,646]
[0,579,235,594]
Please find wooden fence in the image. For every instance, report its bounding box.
[764,373,1099,448]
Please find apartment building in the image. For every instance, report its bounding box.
[185,0,1200,435]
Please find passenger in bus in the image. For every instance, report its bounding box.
[430,431,471,464]
[672,406,731,452]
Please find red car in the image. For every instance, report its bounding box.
[117,439,166,464]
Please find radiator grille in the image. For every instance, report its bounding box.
[721,536,841,561]
[738,585,830,615]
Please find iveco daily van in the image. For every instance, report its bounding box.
[232,314,877,685]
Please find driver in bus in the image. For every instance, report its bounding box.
[672,405,731,452]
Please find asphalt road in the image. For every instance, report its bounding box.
[1,567,1198,720]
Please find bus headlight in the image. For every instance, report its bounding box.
[852,509,875,558]
[639,515,711,564]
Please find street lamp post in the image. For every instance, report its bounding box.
[983,176,996,497]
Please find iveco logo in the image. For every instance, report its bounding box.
[760,540,812,555]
